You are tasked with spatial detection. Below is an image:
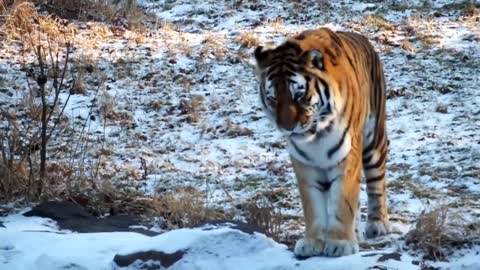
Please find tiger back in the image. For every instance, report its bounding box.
[254,28,391,257]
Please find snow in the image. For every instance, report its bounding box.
[1,0,479,268]
[0,214,424,270]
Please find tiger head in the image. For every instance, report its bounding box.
[254,31,344,137]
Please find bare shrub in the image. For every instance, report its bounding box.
[405,206,480,261]
[0,37,76,199]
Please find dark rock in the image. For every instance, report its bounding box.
[377,252,402,262]
[0,88,13,97]
[195,220,264,235]
[113,250,186,269]
[0,221,4,228]
[23,201,158,236]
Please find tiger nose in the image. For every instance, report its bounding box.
[277,104,297,131]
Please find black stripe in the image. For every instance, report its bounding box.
[282,41,302,54]
[283,70,295,77]
[317,78,330,99]
[290,140,311,162]
[368,192,384,197]
[362,139,375,155]
[325,103,331,114]
[327,120,350,158]
[259,84,268,108]
[327,100,352,158]
[327,31,344,52]
[325,119,334,133]
[335,214,344,223]
[284,62,296,72]
[315,80,324,107]
[345,199,354,218]
[364,152,386,171]
[366,173,385,183]
[324,48,337,66]
[345,53,356,72]
[287,79,297,84]
[295,34,306,40]
[363,153,374,164]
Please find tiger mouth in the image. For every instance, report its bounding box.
[289,121,317,137]
[306,122,318,134]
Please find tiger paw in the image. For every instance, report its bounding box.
[366,220,391,238]
[294,237,325,258]
[324,239,359,257]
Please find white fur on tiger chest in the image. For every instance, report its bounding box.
[287,118,351,170]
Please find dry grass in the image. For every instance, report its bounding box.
[1,1,37,37]
[222,118,254,138]
[415,32,440,48]
[151,186,229,229]
[178,95,205,123]
[1,1,76,53]
[441,1,480,17]
[200,34,229,61]
[244,195,283,242]
[365,15,395,31]
[405,206,480,261]
[38,0,146,31]
[236,32,260,48]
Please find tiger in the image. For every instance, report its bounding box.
[254,28,391,257]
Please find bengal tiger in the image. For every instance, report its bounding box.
[254,28,391,257]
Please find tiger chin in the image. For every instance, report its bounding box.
[254,28,391,257]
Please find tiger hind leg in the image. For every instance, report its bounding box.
[362,131,391,238]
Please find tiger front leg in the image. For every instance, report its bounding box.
[322,151,361,257]
[292,156,361,257]
[292,160,327,258]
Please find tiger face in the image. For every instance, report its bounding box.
[254,41,337,138]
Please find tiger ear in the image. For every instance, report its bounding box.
[302,50,324,70]
[254,46,269,67]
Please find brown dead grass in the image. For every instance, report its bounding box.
[236,32,260,48]
[200,34,229,61]
[365,15,395,31]
[405,206,480,261]
[39,0,147,31]
[244,195,283,241]
[1,1,76,52]
[223,118,254,137]
[178,95,205,123]
[151,186,229,229]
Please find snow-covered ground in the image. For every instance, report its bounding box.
[1,0,479,269]
[1,209,479,269]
